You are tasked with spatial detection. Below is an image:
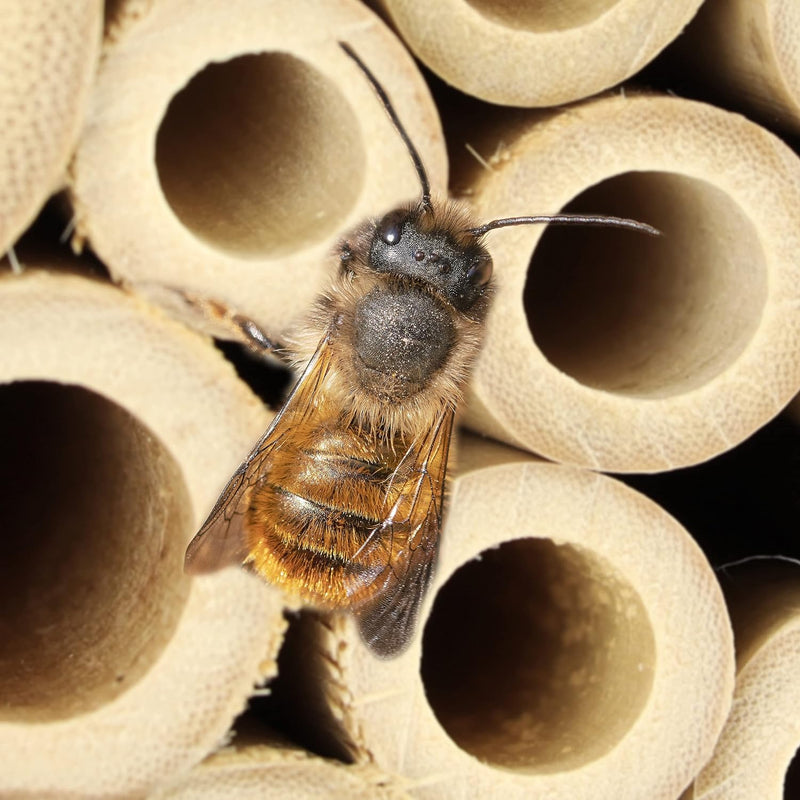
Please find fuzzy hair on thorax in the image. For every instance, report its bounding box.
[284,199,494,440]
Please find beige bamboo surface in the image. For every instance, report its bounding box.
[3,2,800,798]
[0,0,102,255]
[455,93,800,472]
[69,0,447,339]
[687,559,800,799]
[375,0,704,106]
[267,436,735,800]
[667,0,800,137]
[150,742,410,800]
[0,265,287,798]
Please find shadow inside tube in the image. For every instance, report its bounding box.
[526,171,767,399]
[421,538,655,772]
[156,52,366,259]
[0,381,192,722]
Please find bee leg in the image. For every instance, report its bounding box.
[175,290,285,356]
[228,312,282,357]
[124,281,287,359]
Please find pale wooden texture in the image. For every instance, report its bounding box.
[269,436,734,800]
[0,267,286,798]
[457,94,800,472]
[69,0,447,340]
[0,0,102,254]
[688,560,800,800]
[151,744,411,800]
[377,0,703,106]
[669,0,800,136]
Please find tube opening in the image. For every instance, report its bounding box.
[0,382,192,722]
[525,172,767,398]
[421,538,655,772]
[156,52,366,258]
[466,0,619,32]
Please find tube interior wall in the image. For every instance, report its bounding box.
[525,171,767,398]
[465,0,620,32]
[0,382,192,722]
[421,538,656,771]
[156,52,366,258]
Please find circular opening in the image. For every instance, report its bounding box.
[0,382,192,722]
[466,0,619,32]
[421,538,656,772]
[156,52,366,258]
[525,172,767,398]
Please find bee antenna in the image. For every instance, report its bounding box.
[339,41,433,213]
[468,213,661,238]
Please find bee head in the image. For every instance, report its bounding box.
[368,205,493,313]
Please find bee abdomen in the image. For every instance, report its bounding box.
[268,483,381,559]
[245,440,396,597]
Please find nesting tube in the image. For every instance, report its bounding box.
[456,94,800,472]
[688,559,800,800]
[667,0,800,137]
[0,0,102,253]
[151,744,410,799]
[267,436,735,799]
[0,266,285,798]
[376,0,703,106]
[69,0,447,337]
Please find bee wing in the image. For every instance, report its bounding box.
[354,404,455,657]
[184,330,336,575]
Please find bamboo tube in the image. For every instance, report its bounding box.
[375,0,704,106]
[69,0,447,339]
[265,436,735,799]
[151,743,410,799]
[666,0,800,137]
[687,559,800,799]
[0,266,287,799]
[455,94,800,472]
[0,0,102,254]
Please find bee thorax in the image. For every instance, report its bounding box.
[353,286,453,396]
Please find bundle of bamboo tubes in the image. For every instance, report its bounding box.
[2,0,799,797]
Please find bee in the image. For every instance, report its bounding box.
[184,42,658,657]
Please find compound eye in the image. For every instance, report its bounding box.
[376,210,406,246]
[467,255,493,288]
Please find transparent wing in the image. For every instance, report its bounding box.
[184,331,335,574]
[354,404,454,657]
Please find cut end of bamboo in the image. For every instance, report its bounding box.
[0,381,191,724]
[274,437,734,798]
[0,267,286,798]
[70,0,447,336]
[458,0,620,33]
[665,0,800,137]
[462,94,800,472]
[421,537,655,772]
[377,0,704,106]
[691,559,800,800]
[152,744,410,799]
[0,0,102,252]
[155,51,366,260]
[525,171,766,398]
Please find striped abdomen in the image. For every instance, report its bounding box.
[244,423,410,608]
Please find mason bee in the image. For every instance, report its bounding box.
[184,43,657,657]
